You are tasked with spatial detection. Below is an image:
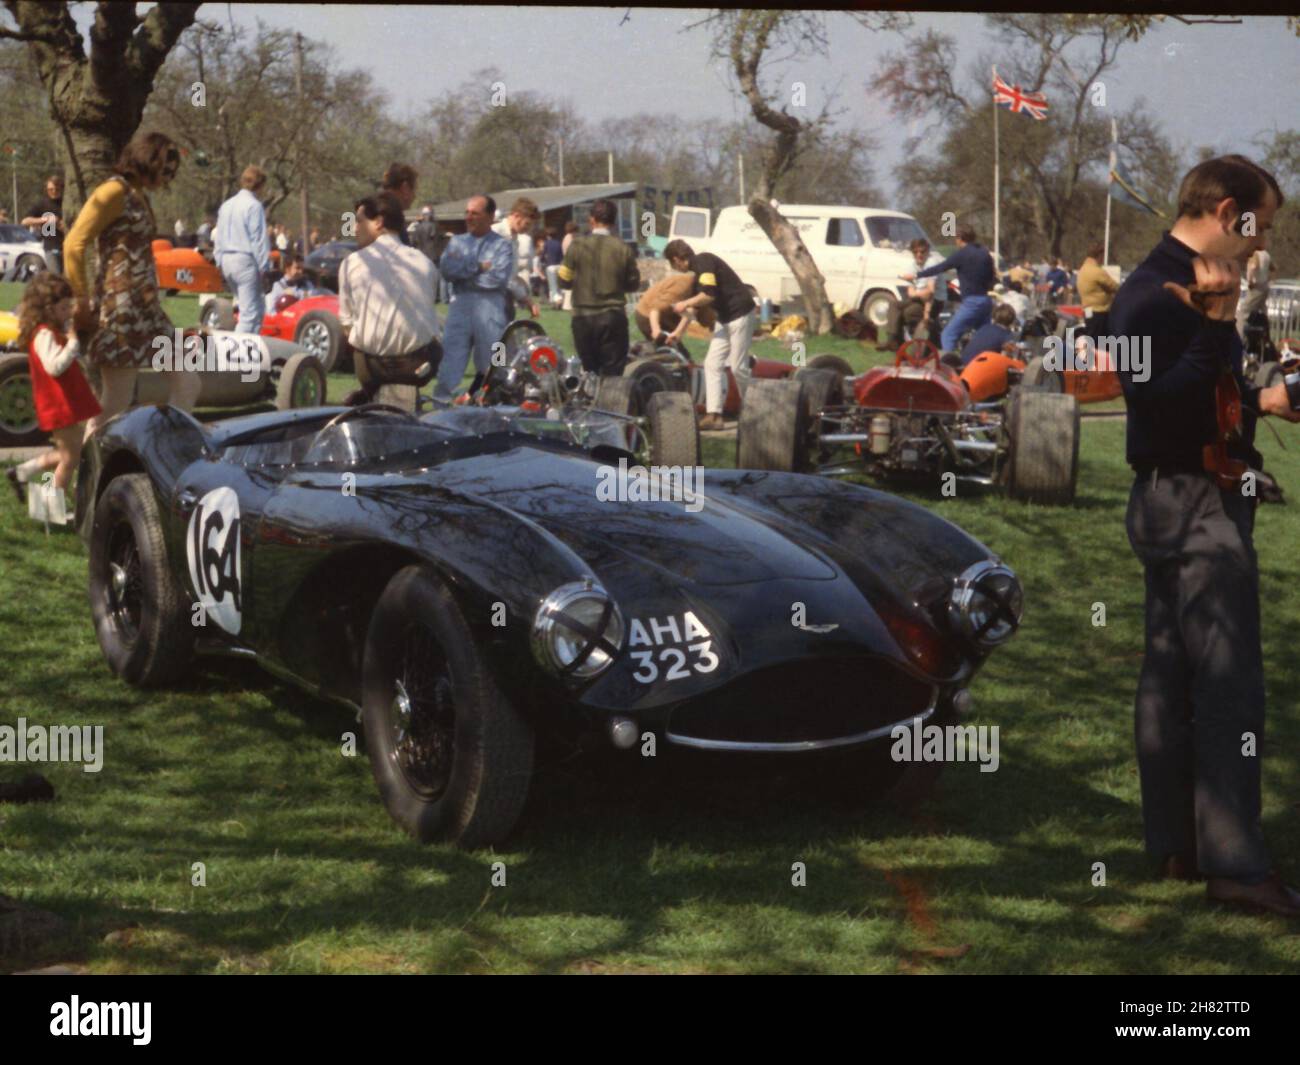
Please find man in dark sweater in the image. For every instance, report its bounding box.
[558,199,641,375]
[905,223,995,353]
[959,302,1018,366]
[1112,154,1300,916]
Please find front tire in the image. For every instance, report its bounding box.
[88,474,194,686]
[276,352,327,409]
[361,566,534,847]
[645,391,701,467]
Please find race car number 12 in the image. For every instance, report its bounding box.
[629,611,719,684]
[186,486,242,634]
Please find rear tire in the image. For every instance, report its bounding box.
[736,379,808,472]
[0,353,46,446]
[1020,355,1064,393]
[793,366,843,423]
[275,352,327,410]
[807,354,854,382]
[361,565,534,847]
[88,473,194,687]
[1005,390,1080,504]
[645,391,701,467]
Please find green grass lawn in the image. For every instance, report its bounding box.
[1,286,1297,973]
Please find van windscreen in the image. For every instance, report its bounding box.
[865,216,928,250]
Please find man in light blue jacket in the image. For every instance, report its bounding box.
[214,165,271,334]
[436,194,524,401]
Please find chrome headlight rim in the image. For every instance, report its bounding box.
[948,560,1022,650]
[531,580,625,679]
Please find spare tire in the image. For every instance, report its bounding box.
[1006,390,1080,505]
[646,392,701,467]
[736,379,808,472]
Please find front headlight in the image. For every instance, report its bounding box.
[948,561,1022,649]
[532,580,625,678]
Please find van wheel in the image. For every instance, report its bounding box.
[861,290,898,330]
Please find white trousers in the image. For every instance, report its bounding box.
[704,311,755,414]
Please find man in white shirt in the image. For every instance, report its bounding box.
[882,238,948,348]
[338,192,441,406]
[214,165,271,334]
[492,196,542,320]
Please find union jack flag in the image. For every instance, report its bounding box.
[993,73,1048,121]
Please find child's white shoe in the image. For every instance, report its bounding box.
[45,482,70,525]
[28,477,48,523]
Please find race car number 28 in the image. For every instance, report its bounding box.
[186,486,242,634]
[628,610,718,684]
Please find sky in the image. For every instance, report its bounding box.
[78,5,1300,201]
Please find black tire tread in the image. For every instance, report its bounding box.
[1006,390,1080,504]
[736,379,807,472]
[89,473,195,686]
[646,391,701,467]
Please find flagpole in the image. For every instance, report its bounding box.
[1104,118,1116,266]
[992,65,1000,264]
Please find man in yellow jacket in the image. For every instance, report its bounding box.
[1077,241,1119,340]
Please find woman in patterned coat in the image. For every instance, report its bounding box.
[64,131,200,437]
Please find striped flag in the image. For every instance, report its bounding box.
[993,73,1048,121]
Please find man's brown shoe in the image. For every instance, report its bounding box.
[1207,872,1300,917]
[1159,852,1201,882]
[698,413,726,431]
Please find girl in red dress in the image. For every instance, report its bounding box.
[6,273,101,524]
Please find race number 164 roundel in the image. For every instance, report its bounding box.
[186,486,243,635]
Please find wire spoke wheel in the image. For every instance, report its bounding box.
[388,622,457,801]
[106,521,144,643]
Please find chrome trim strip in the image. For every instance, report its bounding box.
[665,687,938,753]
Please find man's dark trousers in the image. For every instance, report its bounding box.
[572,308,629,375]
[1126,469,1270,880]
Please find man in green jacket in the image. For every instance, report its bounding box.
[558,199,641,375]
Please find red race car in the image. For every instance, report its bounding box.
[199,291,350,374]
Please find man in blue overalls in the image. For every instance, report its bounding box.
[436,194,523,402]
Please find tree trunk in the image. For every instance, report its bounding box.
[747,198,834,334]
[5,1,199,210]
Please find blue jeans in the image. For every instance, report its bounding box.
[941,295,992,354]
[437,289,509,400]
[220,252,265,334]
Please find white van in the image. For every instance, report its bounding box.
[668,204,939,329]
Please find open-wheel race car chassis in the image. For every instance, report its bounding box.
[737,341,1081,505]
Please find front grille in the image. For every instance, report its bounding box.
[666,657,935,750]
